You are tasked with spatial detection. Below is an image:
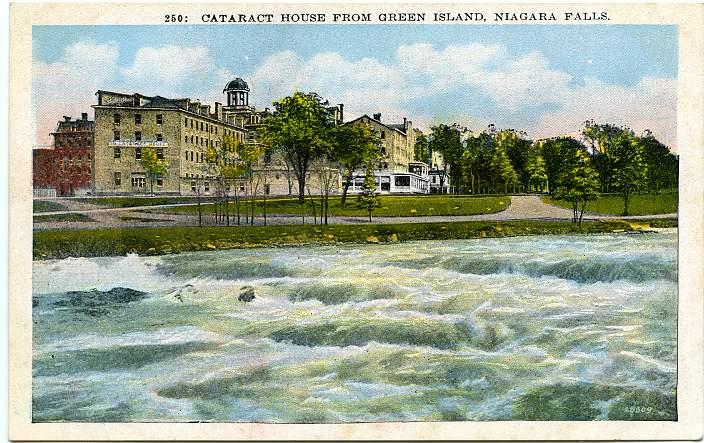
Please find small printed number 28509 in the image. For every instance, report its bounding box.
[165,15,187,23]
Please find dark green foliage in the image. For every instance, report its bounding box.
[34,213,94,223]
[33,200,68,213]
[612,135,649,215]
[414,131,429,162]
[553,149,600,226]
[356,162,381,221]
[539,137,588,194]
[259,92,336,203]
[429,124,464,193]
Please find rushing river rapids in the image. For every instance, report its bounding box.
[32,230,677,422]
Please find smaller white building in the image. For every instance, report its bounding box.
[347,162,430,195]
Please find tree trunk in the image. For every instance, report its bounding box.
[244,185,249,225]
[250,180,255,227]
[341,170,353,207]
[368,209,372,222]
[298,175,306,204]
[235,188,241,226]
[307,187,317,225]
[197,198,202,227]
[263,188,267,226]
[324,191,329,225]
[225,197,230,226]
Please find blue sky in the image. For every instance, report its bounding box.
[32,24,678,147]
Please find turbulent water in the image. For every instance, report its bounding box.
[32,230,678,422]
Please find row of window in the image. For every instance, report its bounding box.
[55,137,92,147]
[113,147,164,160]
[184,135,217,149]
[184,117,219,135]
[113,131,164,142]
[58,165,91,175]
[113,173,163,188]
[184,150,205,163]
[114,113,163,125]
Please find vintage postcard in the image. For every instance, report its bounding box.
[8,2,704,441]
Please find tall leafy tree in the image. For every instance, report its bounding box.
[495,129,532,192]
[553,149,600,226]
[331,122,381,207]
[539,137,587,194]
[141,147,168,195]
[429,124,464,193]
[525,147,548,192]
[259,92,334,203]
[414,131,429,163]
[489,145,518,194]
[612,134,649,215]
[638,132,678,191]
[221,135,249,225]
[356,161,381,222]
[582,122,634,193]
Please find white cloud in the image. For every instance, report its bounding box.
[33,40,119,146]
[120,46,217,96]
[247,44,675,146]
[533,76,677,147]
[32,39,677,149]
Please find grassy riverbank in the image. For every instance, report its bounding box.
[33,218,677,260]
[542,193,677,216]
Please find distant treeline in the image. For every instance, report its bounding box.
[417,121,678,196]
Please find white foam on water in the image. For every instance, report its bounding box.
[32,231,678,422]
[36,326,224,353]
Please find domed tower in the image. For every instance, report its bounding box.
[223,78,250,109]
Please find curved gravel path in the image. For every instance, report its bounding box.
[32,195,677,231]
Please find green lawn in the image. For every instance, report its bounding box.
[145,195,511,218]
[542,193,677,216]
[34,213,94,223]
[33,200,68,213]
[33,218,677,260]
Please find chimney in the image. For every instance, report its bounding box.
[63,116,71,122]
[81,113,88,121]
[338,103,344,122]
[373,112,381,121]
[214,102,222,120]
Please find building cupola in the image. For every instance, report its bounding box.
[223,78,250,108]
